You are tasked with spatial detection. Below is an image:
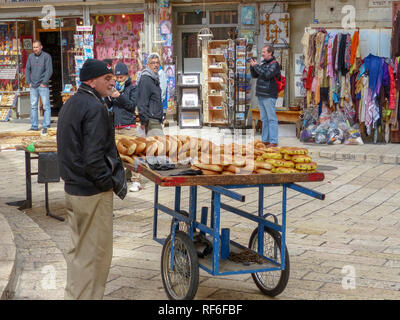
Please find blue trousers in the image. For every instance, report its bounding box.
[258,96,278,144]
[30,86,51,130]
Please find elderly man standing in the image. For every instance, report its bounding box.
[57,59,126,300]
[136,53,164,137]
[250,45,281,148]
[25,40,53,134]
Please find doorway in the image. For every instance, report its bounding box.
[39,31,63,115]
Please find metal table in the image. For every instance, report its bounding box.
[7,150,64,221]
[127,163,325,300]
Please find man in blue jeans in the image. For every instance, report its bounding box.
[25,40,53,134]
[250,45,281,148]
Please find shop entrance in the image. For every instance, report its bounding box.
[39,31,63,115]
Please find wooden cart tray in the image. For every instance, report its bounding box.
[126,163,325,187]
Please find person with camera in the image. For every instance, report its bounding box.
[250,45,281,148]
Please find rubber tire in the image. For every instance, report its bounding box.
[161,231,199,300]
[248,227,290,297]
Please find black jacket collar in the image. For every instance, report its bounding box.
[263,56,276,64]
[78,83,103,101]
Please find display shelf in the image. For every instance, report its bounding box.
[177,73,202,129]
[203,40,230,126]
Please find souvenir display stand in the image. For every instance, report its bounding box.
[202,40,229,126]
[177,74,202,129]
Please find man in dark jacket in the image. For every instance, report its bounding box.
[250,45,281,147]
[57,59,126,300]
[25,41,53,134]
[110,62,142,192]
[111,62,137,133]
[136,53,164,136]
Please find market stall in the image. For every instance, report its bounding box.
[0,19,34,120]
[116,134,325,300]
[0,129,63,221]
[299,27,394,145]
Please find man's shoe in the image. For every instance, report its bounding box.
[28,127,39,131]
[266,143,278,148]
[41,128,48,134]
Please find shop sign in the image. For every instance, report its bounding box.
[77,25,92,32]
[368,0,392,7]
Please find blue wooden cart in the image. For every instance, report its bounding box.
[131,164,325,300]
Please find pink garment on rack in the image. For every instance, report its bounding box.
[327,33,336,78]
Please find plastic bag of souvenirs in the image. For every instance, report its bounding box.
[314,122,330,144]
[300,107,319,143]
[344,124,364,145]
[327,127,344,145]
[326,111,349,145]
[318,105,332,125]
[300,126,315,143]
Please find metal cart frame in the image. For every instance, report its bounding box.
[129,164,325,300]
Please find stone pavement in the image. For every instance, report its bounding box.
[0,118,400,300]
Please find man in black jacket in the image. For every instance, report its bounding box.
[57,59,126,299]
[110,62,142,192]
[250,45,281,148]
[111,62,137,133]
[136,53,164,136]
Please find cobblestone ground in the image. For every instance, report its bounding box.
[1,147,400,300]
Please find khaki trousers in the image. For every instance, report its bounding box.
[64,190,114,300]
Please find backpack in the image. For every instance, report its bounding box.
[269,61,286,93]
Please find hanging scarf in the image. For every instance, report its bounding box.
[350,31,359,66]
[389,65,396,110]
[327,33,337,78]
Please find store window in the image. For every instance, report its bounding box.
[209,10,237,24]
[60,18,84,92]
[177,12,204,25]
[210,27,237,40]
[182,32,201,58]
[0,20,34,119]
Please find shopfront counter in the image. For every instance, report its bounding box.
[251,108,302,138]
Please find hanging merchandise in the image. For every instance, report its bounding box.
[300,26,394,145]
[93,14,144,84]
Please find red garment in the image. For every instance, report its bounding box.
[389,65,396,110]
[306,66,314,90]
[350,31,359,66]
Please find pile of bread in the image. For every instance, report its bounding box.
[116,135,318,176]
[0,129,57,152]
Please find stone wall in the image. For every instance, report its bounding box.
[313,0,392,27]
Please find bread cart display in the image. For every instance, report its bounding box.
[118,135,325,300]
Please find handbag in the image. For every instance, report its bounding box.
[269,61,286,93]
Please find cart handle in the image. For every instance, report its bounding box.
[286,183,325,200]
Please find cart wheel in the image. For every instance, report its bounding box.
[170,210,190,234]
[161,231,199,300]
[248,227,290,297]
